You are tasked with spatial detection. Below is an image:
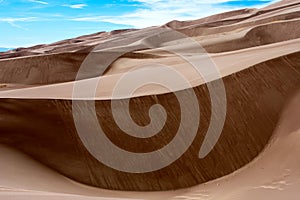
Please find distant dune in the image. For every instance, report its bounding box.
[0,0,300,199]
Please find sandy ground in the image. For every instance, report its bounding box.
[1,0,300,199]
[1,91,300,199]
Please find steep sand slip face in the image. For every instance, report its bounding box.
[1,78,300,200]
[0,52,299,191]
[0,0,300,197]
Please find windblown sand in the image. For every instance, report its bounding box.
[0,0,300,199]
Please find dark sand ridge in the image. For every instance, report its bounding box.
[0,0,300,193]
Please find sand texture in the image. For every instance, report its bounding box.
[0,0,300,199]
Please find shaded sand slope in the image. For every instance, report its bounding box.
[1,76,300,200]
[0,0,300,195]
[0,52,299,191]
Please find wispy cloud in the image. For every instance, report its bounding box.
[64,3,87,9]
[72,0,277,28]
[0,17,37,23]
[0,0,280,48]
[28,0,48,5]
[0,17,36,30]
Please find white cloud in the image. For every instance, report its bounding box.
[0,17,36,23]
[72,0,277,28]
[0,17,36,30]
[64,4,87,9]
[28,0,48,5]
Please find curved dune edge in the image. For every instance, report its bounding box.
[1,81,300,199]
[0,38,300,100]
[0,52,299,191]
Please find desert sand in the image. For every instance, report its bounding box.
[0,0,300,199]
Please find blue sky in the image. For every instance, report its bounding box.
[0,0,278,48]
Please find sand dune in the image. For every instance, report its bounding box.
[0,0,300,199]
[202,19,300,53]
[178,2,300,37]
[1,90,300,199]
